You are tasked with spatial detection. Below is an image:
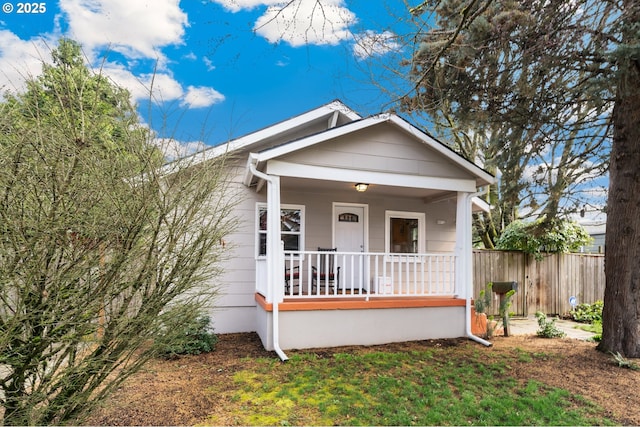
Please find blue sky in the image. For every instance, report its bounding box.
[0,0,413,157]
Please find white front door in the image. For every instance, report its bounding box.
[333,203,368,290]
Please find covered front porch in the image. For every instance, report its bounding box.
[253,192,480,355]
[243,112,495,357]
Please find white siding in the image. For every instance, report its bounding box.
[204,157,265,333]
[276,187,456,252]
[281,123,476,181]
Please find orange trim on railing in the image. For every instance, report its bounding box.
[254,293,465,312]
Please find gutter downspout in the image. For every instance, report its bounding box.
[462,188,492,347]
[249,154,289,361]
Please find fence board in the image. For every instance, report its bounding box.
[473,250,605,316]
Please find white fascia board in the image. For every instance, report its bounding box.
[232,102,359,155]
[388,116,496,185]
[325,100,362,121]
[266,160,478,192]
[472,196,491,213]
[242,156,256,186]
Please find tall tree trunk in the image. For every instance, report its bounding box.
[598,2,640,357]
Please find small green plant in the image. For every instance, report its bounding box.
[475,282,493,314]
[570,300,604,323]
[474,283,497,338]
[154,306,218,359]
[535,311,566,338]
[474,284,515,338]
[611,352,640,370]
[499,289,516,328]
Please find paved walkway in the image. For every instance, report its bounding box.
[505,315,596,340]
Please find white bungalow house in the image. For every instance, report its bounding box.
[196,100,495,360]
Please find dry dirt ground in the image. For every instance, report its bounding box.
[85,332,640,426]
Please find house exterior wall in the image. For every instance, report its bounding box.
[203,117,476,335]
[208,162,458,333]
[206,157,265,333]
[181,103,493,346]
[583,233,605,253]
[280,187,457,253]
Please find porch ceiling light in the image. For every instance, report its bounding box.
[355,183,368,192]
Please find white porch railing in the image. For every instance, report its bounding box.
[282,250,457,299]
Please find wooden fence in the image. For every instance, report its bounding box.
[473,250,605,317]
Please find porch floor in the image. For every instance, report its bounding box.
[255,292,465,312]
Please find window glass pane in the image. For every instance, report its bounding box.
[257,205,303,256]
[281,209,301,232]
[259,233,267,256]
[390,217,419,253]
[259,208,267,231]
[282,234,300,251]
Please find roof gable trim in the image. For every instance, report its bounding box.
[255,114,495,185]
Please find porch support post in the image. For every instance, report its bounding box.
[455,191,473,299]
[266,175,284,304]
[249,155,284,304]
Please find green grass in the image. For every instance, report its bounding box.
[202,344,614,426]
[575,322,602,335]
[575,321,603,342]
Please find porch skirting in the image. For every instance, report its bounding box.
[255,293,466,351]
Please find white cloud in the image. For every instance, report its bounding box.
[0,31,54,93]
[255,0,356,47]
[0,43,224,111]
[353,30,400,60]
[181,86,226,108]
[183,52,197,61]
[100,62,183,103]
[153,137,206,161]
[104,64,224,108]
[139,73,185,103]
[203,56,216,71]
[60,0,188,62]
[211,0,282,12]
[97,63,150,100]
[56,0,199,103]
[211,0,356,47]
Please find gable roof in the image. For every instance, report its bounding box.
[164,100,495,191]
[250,113,494,187]
[161,100,360,174]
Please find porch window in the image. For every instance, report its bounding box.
[257,204,305,257]
[385,210,425,253]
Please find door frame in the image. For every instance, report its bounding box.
[332,202,369,252]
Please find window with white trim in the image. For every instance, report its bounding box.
[385,210,425,254]
[257,204,305,257]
